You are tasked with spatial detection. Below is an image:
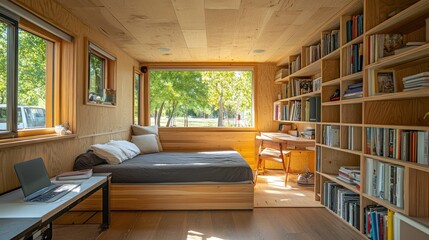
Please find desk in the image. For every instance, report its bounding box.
[0,218,40,240]
[261,132,315,149]
[0,173,111,240]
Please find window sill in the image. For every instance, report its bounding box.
[0,133,77,149]
[86,102,116,108]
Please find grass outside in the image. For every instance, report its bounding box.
[150,117,251,127]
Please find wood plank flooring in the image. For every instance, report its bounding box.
[54,209,365,240]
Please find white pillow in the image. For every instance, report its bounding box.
[107,140,140,159]
[131,134,160,154]
[131,125,163,151]
[90,143,128,164]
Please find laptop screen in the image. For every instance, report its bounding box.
[14,158,51,197]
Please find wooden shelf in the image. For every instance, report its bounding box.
[319,144,362,156]
[340,71,363,82]
[321,47,340,60]
[365,88,429,101]
[277,120,318,124]
[362,193,405,214]
[321,101,340,106]
[288,59,322,79]
[362,124,429,131]
[365,43,429,70]
[341,34,363,49]
[321,173,360,194]
[284,90,321,101]
[365,1,429,35]
[322,78,340,86]
[363,154,429,173]
[274,76,289,84]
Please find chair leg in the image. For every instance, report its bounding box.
[285,153,292,184]
[257,157,263,174]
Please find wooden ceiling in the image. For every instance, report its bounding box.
[57,0,352,63]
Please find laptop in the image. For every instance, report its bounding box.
[14,158,79,203]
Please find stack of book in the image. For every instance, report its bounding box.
[343,82,363,99]
[300,128,315,139]
[323,125,340,147]
[366,158,404,208]
[365,127,429,165]
[321,30,339,57]
[345,43,363,75]
[368,34,404,64]
[364,206,395,240]
[346,14,363,42]
[324,182,360,229]
[402,71,429,91]
[56,169,93,181]
[337,166,360,186]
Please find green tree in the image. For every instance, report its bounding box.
[150,71,210,127]
[0,22,7,104]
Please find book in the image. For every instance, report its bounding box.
[309,96,321,122]
[374,69,396,94]
[56,169,93,180]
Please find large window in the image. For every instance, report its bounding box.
[149,69,254,128]
[0,3,72,139]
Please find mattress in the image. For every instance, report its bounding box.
[93,150,253,183]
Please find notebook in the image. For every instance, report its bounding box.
[14,158,79,203]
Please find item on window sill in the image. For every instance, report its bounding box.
[330,89,340,101]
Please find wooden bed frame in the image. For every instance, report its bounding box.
[73,182,254,211]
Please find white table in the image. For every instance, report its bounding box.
[0,173,111,239]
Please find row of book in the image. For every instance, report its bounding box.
[347,126,362,151]
[337,166,360,187]
[290,55,301,74]
[343,82,363,99]
[275,68,289,81]
[403,71,429,91]
[316,146,321,172]
[321,29,340,57]
[289,78,313,97]
[303,43,321,66]
[346,14,363,42]
[364,205,395,240]
[365,127,429,166]
[323,181,360,229]
[367,34,404,64]
[289,100,301,121]
[366,158,404,208]
[345,43,363,75]
[322,125,340,148]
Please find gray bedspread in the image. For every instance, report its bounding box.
[93,150,253,183]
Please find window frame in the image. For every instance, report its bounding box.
[0,15,62,138]
[133,67,143,125]
[85,39,116,107]
[146,65,256,130]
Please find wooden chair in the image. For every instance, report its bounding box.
[256,135,292,184]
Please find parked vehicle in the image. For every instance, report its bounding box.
[0,105,46,130]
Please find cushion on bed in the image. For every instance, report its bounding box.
[107,140,140,159]
[131,134,160,153]
[73,150,106,170]
[131,125,163,151]
[91,143,128,164]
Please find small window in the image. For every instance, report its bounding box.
[86,41,116,106]
[133,70,142,125]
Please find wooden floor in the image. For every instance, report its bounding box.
[254,171,322,207]
[54,208,364,240]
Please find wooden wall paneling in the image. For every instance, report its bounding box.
[255,63,279,132]
[342,103,362,124]
[322,59,340,83]
[321,105,340,123]
[320,147,360,175]
[408,169,429,218]
[364,98,429,126]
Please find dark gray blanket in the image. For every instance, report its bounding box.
[93,151,253,183]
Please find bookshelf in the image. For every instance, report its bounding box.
[273,0,429,238]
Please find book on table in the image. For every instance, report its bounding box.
[56,169,93,181]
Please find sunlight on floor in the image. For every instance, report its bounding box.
[187,230,225,240]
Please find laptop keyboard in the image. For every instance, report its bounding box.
[30,184,79,202]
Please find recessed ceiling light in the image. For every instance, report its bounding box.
[158,48,170,53]
[253,49,265,53]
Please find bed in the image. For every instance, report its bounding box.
[72,150,254,211]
